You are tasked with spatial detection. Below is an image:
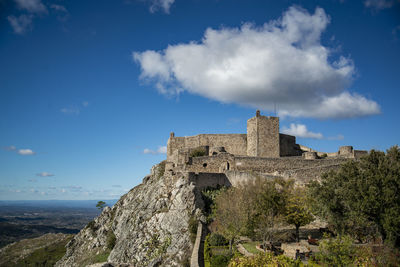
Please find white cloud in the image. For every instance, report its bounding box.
[61,106,80,115]
[148,0,175,13]
[14,0,47,14]
[364,0,396,10]
[282,123,323,139]
[61,102,89,115]
[36,172,54,177]
[134,6,380,119]
[143,146,167,155]
[17,148,35,155]
[7,14,33,34]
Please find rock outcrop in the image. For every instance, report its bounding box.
[56,162,204,267]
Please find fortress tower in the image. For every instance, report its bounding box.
[247,110,280,157]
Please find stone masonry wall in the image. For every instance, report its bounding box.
[184,154,350,178]
[280,134,302,157]
[167,134,247,162]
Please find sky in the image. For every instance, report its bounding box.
[0,0,399,200]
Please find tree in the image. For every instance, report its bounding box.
[251,178,290,250]
[214,187,248,255]
[285,188,314,242]
[308,146,400,246]
[96,201,106,210]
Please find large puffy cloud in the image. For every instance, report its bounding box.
[134,6,380,119]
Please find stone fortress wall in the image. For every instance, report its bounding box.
[164,111,368,188]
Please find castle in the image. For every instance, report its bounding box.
[164,111,367,188]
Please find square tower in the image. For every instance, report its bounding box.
[247,110,280,157]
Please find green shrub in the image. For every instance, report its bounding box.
[190,148,206,157]
[94,251,110,263]
[229,252,299,266]
[311,234,356,266]
[208,233,228,246]
[106,230,116,249]
[210,254,229,267]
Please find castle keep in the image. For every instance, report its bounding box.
[165,111,367,187]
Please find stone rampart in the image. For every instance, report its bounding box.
[188,172,232,190]
[168,134,247,162]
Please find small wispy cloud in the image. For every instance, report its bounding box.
[14,0,48,14]
[7,14,33,35]
[28,179,37,182]
[36,172,55,177]
[60,106,80,115]
[61,101,89,115]
[3,145,16,151]
[364,0,397,10]
[143,146,167,155]
[4,146,36,155]
[50,4,69,21]
[282,124,323,139]
[112,185,122,188]
[17,148,35,155]
[149,0,175,13]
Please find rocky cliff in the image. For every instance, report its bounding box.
[56,162,204,267]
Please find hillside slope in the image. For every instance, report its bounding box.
[56,162,204,266]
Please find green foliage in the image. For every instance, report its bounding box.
[320,153,328,158]
[308,146,400,246]
[210,254,230,266]
[228,252,301,267]
[188,216,198,244]
[190,148,206,157]
[106,230,116,249]
[94,251,110,263]
[214,177,294,252]
[208,233,229,246]
[96,201,106,210]
[311,234,356,266]
[15,235,73,267]
[285,188,314,242]
[202,186,226,222]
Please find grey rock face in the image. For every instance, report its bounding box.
[56,162,203,267]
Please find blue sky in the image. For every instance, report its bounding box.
[0,0,399,200]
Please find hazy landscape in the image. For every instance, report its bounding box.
[0,200,116,248]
